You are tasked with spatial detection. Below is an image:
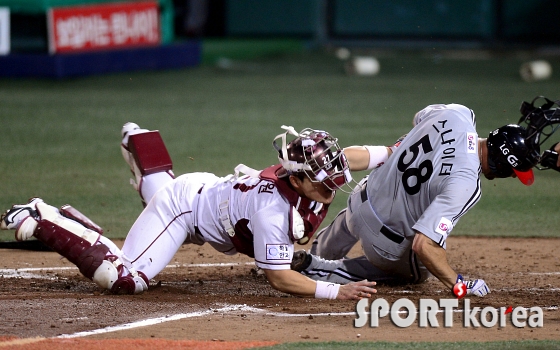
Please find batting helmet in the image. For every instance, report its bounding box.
[273,125,353,192]
[486,124,540,185]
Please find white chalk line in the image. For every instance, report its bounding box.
[55,304,252,339]
[53,303,559,340]
[1,265,559,294]
[0,262,255,279]
[1,263,558,340]
[1,264,558,277]
[53,304,355,339]
[1,264,558,294]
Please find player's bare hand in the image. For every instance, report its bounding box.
[336,280,377,300]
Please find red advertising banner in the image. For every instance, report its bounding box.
[48,1,160,54]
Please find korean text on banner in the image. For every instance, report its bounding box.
[48,1,160,54]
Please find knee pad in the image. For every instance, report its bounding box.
[110,270,149,295]
[92,260,120,289]
[91,259,149,294]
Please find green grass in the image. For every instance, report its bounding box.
[254,340,560,350]
[1,44,559,348]
[1,47,560,241]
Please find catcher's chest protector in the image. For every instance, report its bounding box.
[259,165,330,244]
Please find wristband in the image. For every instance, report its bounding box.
[453,274,467,298]
[364,146,389,170]
[315,280,340,299]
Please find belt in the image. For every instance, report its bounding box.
[359,183,404,244]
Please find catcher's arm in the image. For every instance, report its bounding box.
[344,146,392,171]
[344,133,406,171]
[263,268,376,300]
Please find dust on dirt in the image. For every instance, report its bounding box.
[0,237,558,343]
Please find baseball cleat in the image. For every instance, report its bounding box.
[121,122,140,148]
[0,197,43,230]
[14,216,39,241]
[291,250,312,272]
[120,122,145,192]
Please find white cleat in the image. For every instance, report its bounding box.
[0,197,43,230]
[14,216,39,241]
[121,122,141,148]
[120,123,147,192]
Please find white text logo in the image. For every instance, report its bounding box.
[354,298,543,328]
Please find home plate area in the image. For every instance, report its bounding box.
[0,236,558,345]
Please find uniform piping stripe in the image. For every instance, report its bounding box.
[438,235,445,247]
[131,211,192,264]
[303,268,363,282]
[452,177,481,223]
[304,268,405,283]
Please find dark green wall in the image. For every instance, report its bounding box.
[225,0,560,44]
[332,0,495,38]
[227,0,321,36]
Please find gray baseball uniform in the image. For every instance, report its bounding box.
[306,104,482,284]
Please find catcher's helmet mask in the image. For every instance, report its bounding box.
[517,96,560,172]
[486,124,540,186]
[273,125,354,193]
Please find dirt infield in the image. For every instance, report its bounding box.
[0,237,559,347]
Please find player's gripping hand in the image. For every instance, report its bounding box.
[465,279,490,297]
[454,274,490,298]
[337,280,377,300]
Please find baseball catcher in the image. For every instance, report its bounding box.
[1,124,377,299]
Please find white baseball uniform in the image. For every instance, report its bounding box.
[104,164,328,280]
[305,104,482,284]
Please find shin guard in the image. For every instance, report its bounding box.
[35,219,110,279]
[33,202,149,294]
[128,131,173,176]
[121,130,174,204]
[34,202,109,279]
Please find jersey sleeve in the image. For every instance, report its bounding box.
[412,174,481,249]
[250,204,294,270]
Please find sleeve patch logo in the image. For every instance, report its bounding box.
[466,132,477,154]
[266,244,290,260]
[435,217,453,237]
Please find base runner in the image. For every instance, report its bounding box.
[291,103,542,298]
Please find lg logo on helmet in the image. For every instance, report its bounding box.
[499,144,519,167]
